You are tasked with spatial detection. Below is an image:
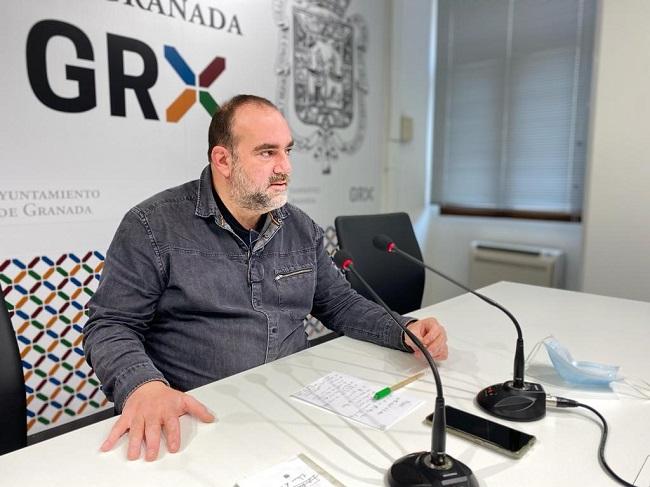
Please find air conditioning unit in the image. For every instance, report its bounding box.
[469,240,565,289]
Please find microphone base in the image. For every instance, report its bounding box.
[477,380,546,421]
[387,452,478,487]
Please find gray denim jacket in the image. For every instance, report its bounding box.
[83,166,411,411]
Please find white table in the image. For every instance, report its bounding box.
[1,282,648,486]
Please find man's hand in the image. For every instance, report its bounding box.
[100,381,215,461]
[405,318,448,361]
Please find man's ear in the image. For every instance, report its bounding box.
[210,145,232,178]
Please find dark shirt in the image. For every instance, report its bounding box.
[83,165,412,411]
[212,187,262,249]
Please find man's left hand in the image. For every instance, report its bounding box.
[404,318,448,361]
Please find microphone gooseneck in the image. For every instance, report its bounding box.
[333,249,478,487]
[372,234,546,422]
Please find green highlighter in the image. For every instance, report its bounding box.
[372,371,425,400]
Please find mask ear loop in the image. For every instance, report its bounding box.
[524,335,553,375]
[619,377,650,399]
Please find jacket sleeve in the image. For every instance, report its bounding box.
[83,208,169,412]
[309,223,414,351]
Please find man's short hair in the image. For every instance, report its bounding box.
[207,94,279,161]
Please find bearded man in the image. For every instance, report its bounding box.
[83,94,448,461]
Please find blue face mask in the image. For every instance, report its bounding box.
[543,336,620,386]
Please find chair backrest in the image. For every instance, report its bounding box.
[334,212,425,315]
[0,284,27,455]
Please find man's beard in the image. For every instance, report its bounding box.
[230,157,290,212]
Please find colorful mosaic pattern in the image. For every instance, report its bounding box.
[0,251,109,434]
[324,224,339,255]
[0,227,338,434]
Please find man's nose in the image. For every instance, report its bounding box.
[275,151,292,174]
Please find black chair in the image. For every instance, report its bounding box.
[0,284,27,455]
[335,212,425,315]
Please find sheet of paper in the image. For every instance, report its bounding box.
[236,454,342,487]
[291,371,425,430]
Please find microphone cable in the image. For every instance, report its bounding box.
[546,395,635,487]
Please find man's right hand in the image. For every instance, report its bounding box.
[100,381,215,461]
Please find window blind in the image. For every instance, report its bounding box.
[432,0,596,218]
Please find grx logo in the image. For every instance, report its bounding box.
[26,20,226,122]
[164,46,225,122]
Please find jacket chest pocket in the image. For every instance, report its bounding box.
[275,264,315,320]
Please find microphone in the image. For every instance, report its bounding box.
[333,250,478,487]
[372,234,546,422]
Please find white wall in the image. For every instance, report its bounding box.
[384,0,434,215]
[581,0,650,301]
[386,0,584,306]
[418,211,583,304]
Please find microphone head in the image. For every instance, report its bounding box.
[372,234,396,253]
[333,249,354,271]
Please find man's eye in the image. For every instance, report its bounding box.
[260,150,273,157]
[285,147,293,155]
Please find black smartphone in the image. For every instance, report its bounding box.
[424,405,536,459]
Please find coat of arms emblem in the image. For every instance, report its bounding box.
[274,0,368,174]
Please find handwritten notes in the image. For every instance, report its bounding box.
[291,372,425,430]
[236,454,343,487]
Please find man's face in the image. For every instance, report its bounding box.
[228,104,293,213]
